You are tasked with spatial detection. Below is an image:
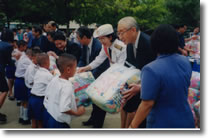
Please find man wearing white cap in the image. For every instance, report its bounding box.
[78,24,126,73]
[77,24,126,128]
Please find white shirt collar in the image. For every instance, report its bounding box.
[134,30,141,49]
[88,38,93,54]
[39,67,49,72]
[110,39,118,50]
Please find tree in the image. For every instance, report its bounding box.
[0,0,23,27]
[73,0,167,30]
[164,0,200,27]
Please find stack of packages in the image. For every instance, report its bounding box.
[188,71,200,127]
[69,72,95,107]
[49,56,94,107]
[86,64,141,113]
[49,56,60,76]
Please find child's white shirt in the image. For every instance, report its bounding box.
[44,76,77,124]
[15,52,32,78]
[31,67,53,96]
[24,63,39,88]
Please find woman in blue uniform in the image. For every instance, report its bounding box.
[129,24,195,128]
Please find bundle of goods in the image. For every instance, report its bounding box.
[49,56,60,76]
[69,72,95,107]
[188,71,200,127]
[194,101,200,127]
[86,64,141,113]
[188,88,200,108]
[189,71,200,95]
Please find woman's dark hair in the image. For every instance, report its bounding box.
[77,26,92,39]
[47,31,56,38]
[150,24,179,54]
[106,32,117,43]
[1,29,14,42]
[32,26,42,34]
[53,31,66,41]
[17,40,27,48]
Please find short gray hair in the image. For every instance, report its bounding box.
[118,16,139,31]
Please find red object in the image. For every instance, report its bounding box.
[104,47,112,63]
[75,84,90,93]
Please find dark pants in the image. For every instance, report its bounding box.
[47,112,70,128]
[88,104,106,128]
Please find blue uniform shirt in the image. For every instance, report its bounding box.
[141,54,195,128]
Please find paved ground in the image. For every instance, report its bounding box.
[0,97,121,129]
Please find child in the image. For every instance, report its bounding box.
[29,53,53,128]
[43,53,85,128]
[24,48,42,92]
[14,40,32,125]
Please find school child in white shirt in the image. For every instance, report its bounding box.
[24,48,42,91]
[14,41,32,125]
[43,54,85,128]
[29,53,53,128]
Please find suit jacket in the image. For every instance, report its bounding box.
[78,38,109,79]
[55,40,82,62]
[32,35,50,52]
[125,32,156,70]
[123,32,157,114]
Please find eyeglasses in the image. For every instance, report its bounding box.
[117,28,132,36]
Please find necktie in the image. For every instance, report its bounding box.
[86,47,90,64]
[127,44,136,66]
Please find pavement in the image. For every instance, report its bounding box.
[0,96,121,129]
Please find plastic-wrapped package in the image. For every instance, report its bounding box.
[86,64,141,113]
[69,72,95,107]
[188,88,200,108]
[194,100,200,127]
[190,71,200,90]
[49,56,57,71]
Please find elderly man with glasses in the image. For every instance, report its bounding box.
[117,16,156,128]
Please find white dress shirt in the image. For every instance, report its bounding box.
[44,76,77,124]
[15,52,32,78]
[89,39,127,69]
[133,31,141,58]
[31,67,53,96]
[24,63,39,88]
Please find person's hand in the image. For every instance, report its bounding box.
[15,53,22,60]
[75,98,79,105]
[122,84,141,102]
[181,49,188,56]
[47,51,58,59]
[77,66,91,73]
[77,106,85,116]
[191,35,198,40]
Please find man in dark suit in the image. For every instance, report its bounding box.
[31,25,50,52]
[117,16,156,128]
[76,26,109,128]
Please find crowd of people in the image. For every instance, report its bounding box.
[0,16,200,128]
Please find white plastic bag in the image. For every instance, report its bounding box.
[86,64,141,113]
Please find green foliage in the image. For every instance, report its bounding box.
[164,0,200,27]
[0,0,200,31]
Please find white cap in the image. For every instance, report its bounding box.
[93,24,114,38]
